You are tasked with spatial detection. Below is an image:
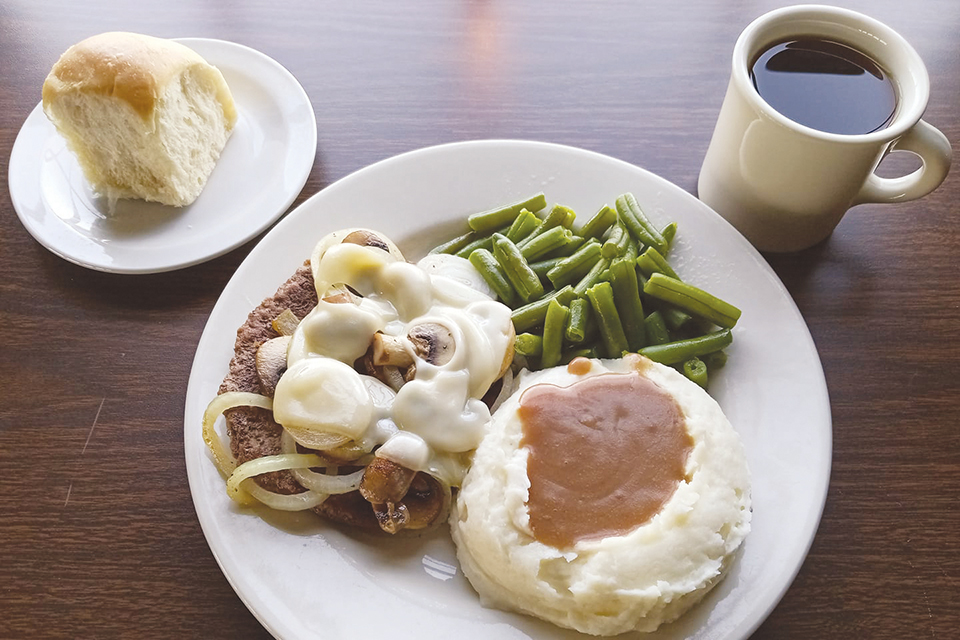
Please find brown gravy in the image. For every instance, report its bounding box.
[518,368,693,548]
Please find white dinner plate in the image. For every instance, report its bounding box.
[8,38,317,274]
[184,140,832,640]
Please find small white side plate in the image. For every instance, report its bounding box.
[8,38,317,274]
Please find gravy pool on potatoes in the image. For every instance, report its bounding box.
[519,359,694,548]
[451,354,752,636]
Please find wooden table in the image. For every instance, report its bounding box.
[2,1,957,638]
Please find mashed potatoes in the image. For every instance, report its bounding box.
[450,355,751,636]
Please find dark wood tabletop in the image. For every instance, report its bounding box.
[2,0,958,638]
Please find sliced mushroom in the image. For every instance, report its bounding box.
[372,332,414,368]
[340,230,406,262]
[364,467,448,534]
[357,353,403,391]
[311,229,405,288]
[255,335,291,397]
[407,322,455,366]
[402,473,448,530]
[320,283,360,305]
[371,501,409,535]
[356,347,412,392]
[359,457,417,504]
[342,229,392,252]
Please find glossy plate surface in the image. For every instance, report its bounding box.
[8,38,317,273]
[184,140,831,640]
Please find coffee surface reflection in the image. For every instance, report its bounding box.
[750,38,897,135]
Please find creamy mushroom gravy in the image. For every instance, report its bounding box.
[518,358,694,548]
[272,239,515,486]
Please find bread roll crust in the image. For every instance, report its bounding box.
[41,32,238,207]
[42,32,237,126]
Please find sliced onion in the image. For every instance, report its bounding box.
[489,367,515,414]
[202,391,273,476]
[271,308,301,336]
[279,430,366,495]
[226,453,330,510]
[283,424,353,450]
[416,253,495,299]
[379,365,406,392]
[242,481,329,511]
[293,467,365,495]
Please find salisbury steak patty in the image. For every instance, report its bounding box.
[217,260,379,531]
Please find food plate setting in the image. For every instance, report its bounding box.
[7,38,317,274]
[184,140,832,640]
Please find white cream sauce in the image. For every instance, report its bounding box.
[271,231,514,486]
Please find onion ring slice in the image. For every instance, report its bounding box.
[283,424,353,451]
[202,391,273,476]
[279,430,367,494]
[227,453,330,510]
[242,481,329,511]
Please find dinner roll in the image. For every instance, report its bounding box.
[42,32,238,207]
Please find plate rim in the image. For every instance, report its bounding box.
[184,138,833,640]
[7,36,318,274]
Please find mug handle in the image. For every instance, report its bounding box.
[854,119,952,205]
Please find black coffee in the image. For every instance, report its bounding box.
[749,37,897,135]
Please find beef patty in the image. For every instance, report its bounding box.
[217,261,380,531]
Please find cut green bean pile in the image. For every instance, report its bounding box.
[427,192,741,389]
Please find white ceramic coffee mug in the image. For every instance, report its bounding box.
[698,4,952,253]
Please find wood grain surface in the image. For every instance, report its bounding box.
[1,1,958,638]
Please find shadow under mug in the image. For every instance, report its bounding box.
[697,4,952,253]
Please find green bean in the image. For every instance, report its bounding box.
[609,258,646,351]
[468,248,517,306]
[429,229,476,255]
[543,234,585,260]
[515,333,543,358]
[601,222,629,259]
[529,256,564,281]
[622,236,640,262]
[615,193,668,255]
[547,239,602,289]
[505,209,540,243]
[636,246,680,280]
[468,193,547,233]
[585,282,630,358]
[683,357,709,388]
[643,310,671,346]
[660,222,678,252]
[703,350,728,371]
[493,234,544,303]
[635,265,649,289]
[578,205,617,240]
[454,224,508,258]
[643,273,741,329]
[564,296,592,343]
[520,225,571,262]
[561,345,601,364]
[518,204,569,248]
[661,305,693,332]
[541,299,569,368]
[511,286,577,331]
[573,257,612,296]
[639,329,733,365]
[433,193,741,378]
